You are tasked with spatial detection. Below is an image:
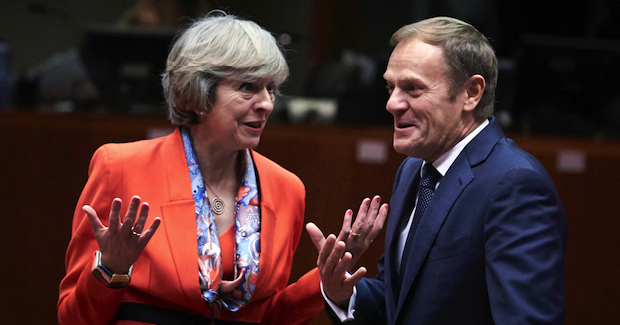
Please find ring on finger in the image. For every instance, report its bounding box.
[131,226,142,236]
[349,230,361,237]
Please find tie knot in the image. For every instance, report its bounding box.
[420,163,440,189]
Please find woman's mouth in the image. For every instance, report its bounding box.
[245,122,262,129]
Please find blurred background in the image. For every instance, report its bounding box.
[1,0,620,324]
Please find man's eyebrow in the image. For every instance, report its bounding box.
[384,75,424,86]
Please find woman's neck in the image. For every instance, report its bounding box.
[188,126,240,187]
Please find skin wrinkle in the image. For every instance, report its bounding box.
[384,38,482,162]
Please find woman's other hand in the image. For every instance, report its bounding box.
[83,195,161,274]
[337,195,388,268]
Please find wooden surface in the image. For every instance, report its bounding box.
[0,110,618,324]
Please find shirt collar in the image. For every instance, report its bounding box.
[426,118,489,177]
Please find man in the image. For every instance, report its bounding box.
[307,17,568,324]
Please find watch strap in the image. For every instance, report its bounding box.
[92,250,132,288]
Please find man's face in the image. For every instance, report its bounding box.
[383,38,472,162]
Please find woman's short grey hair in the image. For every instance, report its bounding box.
[162,10,289,126]
[391,17,498,118]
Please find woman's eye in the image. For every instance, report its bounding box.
[239,83,253,92]
[266,83,276,95]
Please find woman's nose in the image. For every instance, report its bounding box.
[254,87,274,113]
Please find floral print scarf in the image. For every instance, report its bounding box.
[181,127,261,313]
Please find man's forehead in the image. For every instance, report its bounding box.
[383,40,446,81]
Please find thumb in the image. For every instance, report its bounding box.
[83,205,106,237]
[306,222,326,252]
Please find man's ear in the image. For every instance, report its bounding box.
[463,75,485,112]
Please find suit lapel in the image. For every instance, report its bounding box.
[383,158,422,314]
[385,159,422,252]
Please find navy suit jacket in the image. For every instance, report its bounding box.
[327,117,568,324]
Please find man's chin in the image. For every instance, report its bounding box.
[392,140,412,156]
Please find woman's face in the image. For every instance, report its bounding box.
[200,78,276,151]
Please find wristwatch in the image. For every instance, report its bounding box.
[91,250,133,288]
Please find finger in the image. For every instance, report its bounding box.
[365,195,383,229]
[306,222,326,251]
[107,198,123,232]
[138,217,161,245]
[317,234,337,268]
[351,198,371,235]
[324,240,346,277]
[367,203,389,241]
[131,202,150,234]
[336,209,353,242]
[83,205,106,236]
[121,196,142,233]
[333,251,354,279]
[343,266,367,287]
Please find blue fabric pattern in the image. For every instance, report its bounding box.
[180,127,261,313]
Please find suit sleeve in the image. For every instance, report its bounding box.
[484,168,567,324]
[57,145,127,325]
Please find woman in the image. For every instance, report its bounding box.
[58,11,325,325]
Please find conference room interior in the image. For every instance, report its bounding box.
[1,0,619,324]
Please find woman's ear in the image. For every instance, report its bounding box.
[463,74,485,112]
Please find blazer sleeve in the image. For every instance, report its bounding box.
[484,167,567,324]
[248,155,324,325]
[325,158,413,325]
[58,145,127,325]
[259,268,323,325]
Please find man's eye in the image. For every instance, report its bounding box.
[386,85,394,94]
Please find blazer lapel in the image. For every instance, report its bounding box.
[158,128,206,310]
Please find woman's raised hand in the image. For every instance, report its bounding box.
[305,195,388,306]
[335,195,388,268]
[83,195,161,274]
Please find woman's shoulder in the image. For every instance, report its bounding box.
[95,128,179,158]
[91,129,180,169]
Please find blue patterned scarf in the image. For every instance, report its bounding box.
[181,127,261,313]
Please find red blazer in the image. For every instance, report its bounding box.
[58,128,323,325]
